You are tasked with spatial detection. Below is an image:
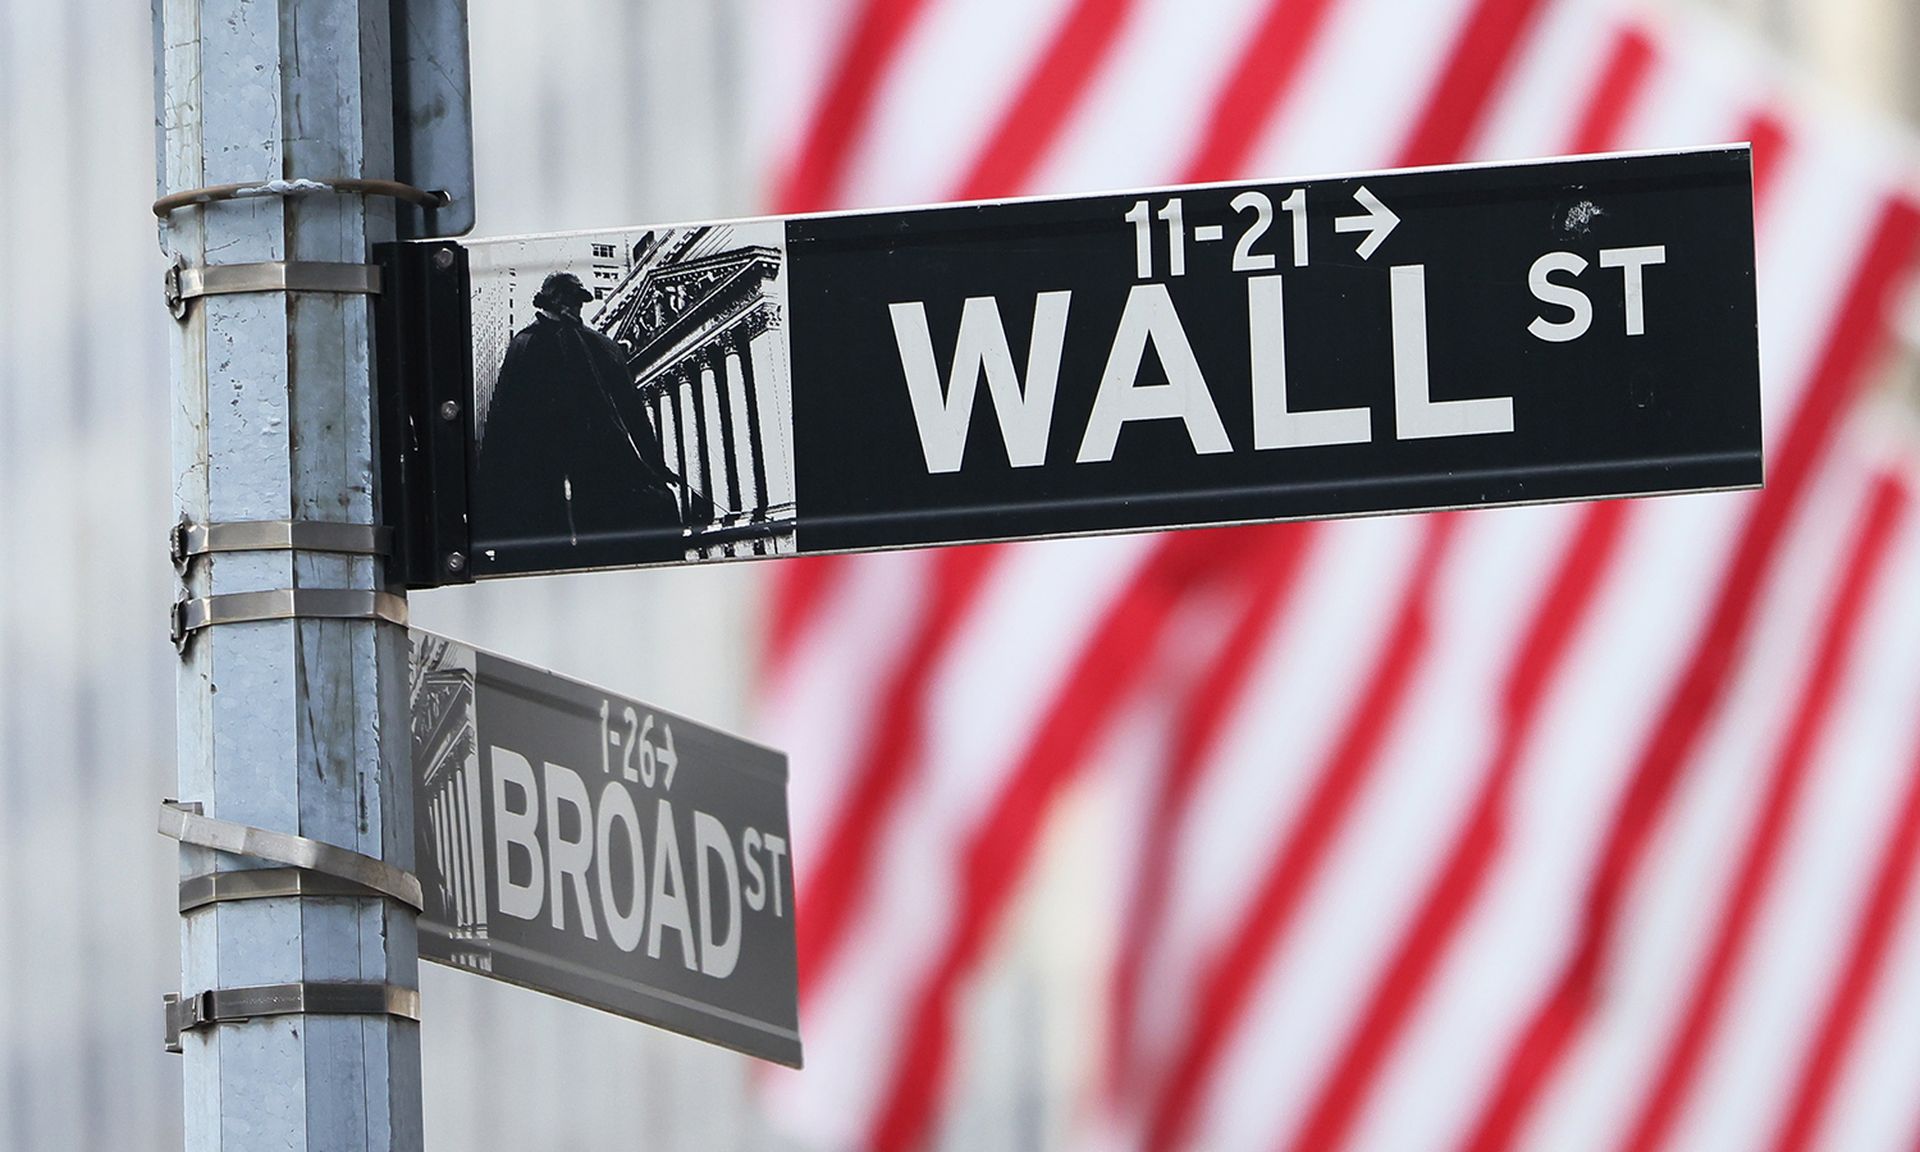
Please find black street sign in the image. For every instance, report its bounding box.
[407,630,800,1067]
[378,146,1759,586]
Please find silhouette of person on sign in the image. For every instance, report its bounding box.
[473,272,689,559]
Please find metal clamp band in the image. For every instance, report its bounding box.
[170,519,393,572]
[165,259,383,319]
[159,801,424,912]
[171,588,408,653]
[178,867,397,913]
[152,176,450,219]
[164,982,421,1053]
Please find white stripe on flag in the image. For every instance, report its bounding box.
[1676,458,1920,1151]
[750,3,1920,1151]
[1127,521,1417,1079]
[1028,0,1278,193]
[1471,0,1626,160]
[1246,0,1481,173]
[840,0,1085,207]
[761,549,934,874]
[764,535,1153,1146]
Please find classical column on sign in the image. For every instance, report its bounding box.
[678,363,711,525]
[416,669,489,970]
[748,305,797,520]
[700,348,735,517]
[445,792,468,929]
[456,765,489,953]
[653,389,683,521]
[442,791,462,922]
[723,330,767,518]
[709,340,747,518]
[436,790,458,919]
[429,794,452,915]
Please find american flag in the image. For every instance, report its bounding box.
[749,0,1920,1149]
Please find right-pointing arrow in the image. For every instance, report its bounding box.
[1335,185,1399,260]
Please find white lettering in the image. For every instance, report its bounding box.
[1599,244,1666,335]
[761,833,789,918]
[1077,283,1233,463]
[1392,264,1513,440]
[490,747,544,922]
[543,761,598,939]
[1248,275,1371,449]
[1527,251,1592,343]
[595,781,647,952]
[694,812,742,978]
[620,705,642,783]
[889,292,1072,473]
[647,799,698,969]
[742,827,767,913]
[656,720,678,790]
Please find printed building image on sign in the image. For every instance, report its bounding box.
[384,146,1760,584]
[408,631,801,1066]
[464,222,797,573]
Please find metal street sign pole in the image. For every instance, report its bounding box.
[157,1,427,1147]
[378,146,1760,588]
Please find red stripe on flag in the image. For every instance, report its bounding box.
[1135,6,1593,1145]
[1282,498,1631,1152]
[1179,0,1345,183]
[1617,471,1911,1152]
[782,0,1172,954]
[1505,504,1631,721]
[768,0,1160,679]
[1396,0,1552,167]
[1249,20,1660,1152]
[775,0,932,212]
[1565,25,1656,155]
[1144,515,1459,1152]
[1103,6,1385,1074]
[1743,109,1791,206]
[957,0,1140,199]
[764,0,941,680]
[1766,486,1920,1152]
[815,0,1380,1131]
[795,546,1005,1003]
[766,556,850,685]
[869,530,1255,1152]
[1108,524,1318,1098]
[1458,193,1920,1152]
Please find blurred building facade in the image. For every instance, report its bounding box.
[1707,0,1920,405]
[0,1,1917,1151]
[1713,0,1918,118]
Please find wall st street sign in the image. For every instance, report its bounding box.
[378,146,1759,586]
[408,630,800,1066]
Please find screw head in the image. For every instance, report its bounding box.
[444,551,467,574]
[439,400,461,422]
[432,248,456,271]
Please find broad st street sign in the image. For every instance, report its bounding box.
[407,630,800,1066]
[377,146,1759,586]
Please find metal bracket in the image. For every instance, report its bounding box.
[165,259,383,320]
[152,176,449,220]
[374,240,476,587]
[179,866,399,913]
[171,588,408,654]
[158,801,424,912]
[165,982,421,1053]
[170,518,393,573]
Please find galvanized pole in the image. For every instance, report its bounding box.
[156,1,423,1150]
